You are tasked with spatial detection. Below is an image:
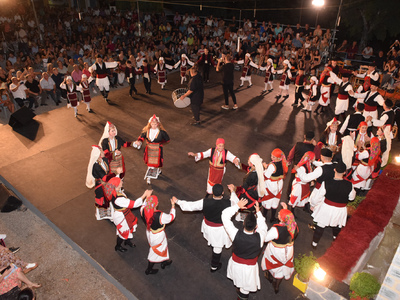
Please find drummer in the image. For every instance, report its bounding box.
[172,88,191,108]
[179,64,204,126]
[174,54,195,85]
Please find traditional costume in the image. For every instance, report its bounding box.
[135,115,170,184]
[355,65,379,93]
[289,151,315,209]
[330,72,353,118]
[176,184,239,271]
[60,76,79,117]
[235,154,266,213]
[140,195,175,275]
[353,80,385,127]
[312,163,355,248]
[259,58,275,92]
[197,50,215,82]
[314,65,335,114]
[237,53,258,87]
[108,177,144,252]
[86,145,117,221]
[191,138,239,194]
[302,76,320,112]
[99,122,134,180]
[260,149,287,222]
[275,60,292,98]
[261,208,298,294]
[174,54,194,85]
[339,109,365,136]
[221,204,268,299]
[78,74,92,113]
[154,57,173,90]
[318,118,343,154]
[90,56,118,102]
[293,71,307,107]
[353,121,373,151]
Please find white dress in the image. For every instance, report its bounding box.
[261,163,284,209]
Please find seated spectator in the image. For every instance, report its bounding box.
[337,40,348,53]
[362,45,374,61]
[313,25,322,38]
[0,88,15,113]
[346,41,358,59]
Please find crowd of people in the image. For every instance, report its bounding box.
[1,5,399,299]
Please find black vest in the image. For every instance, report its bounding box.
[338,82,351,97]
[272,225,293,245]
[270,161,284,179]
[232,230,261,259]
[96,62,107,75]
[382,110,395,127]
[209,148,227,164]
[347,113,365,131]
[316,163,336,184]
[150,211,165,232]
[364,92,380,107]
[325,179,352,204]
[203,197,230,224]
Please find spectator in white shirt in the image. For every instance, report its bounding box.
[40,72,59,105]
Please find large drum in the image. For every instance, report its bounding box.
[172,88,191,108]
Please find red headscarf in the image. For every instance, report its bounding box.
[357,121,368,131]
[271,148,288,175]
[103,177,121,201]
[216,138,225,146]
[279,209,297,238]
[143,195,159,230]
[368,137,381,167]
[296,151,315,173]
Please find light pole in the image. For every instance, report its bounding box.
[330,0,344,57]
[312,0,325,28]
[30,0,42,41]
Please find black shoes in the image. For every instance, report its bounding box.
[210,263,222,273]
[124,240,136,248]
[145,268,158,275]
[115,245,127,252]
[191,121,201,126]
[9,247,20,254]
[161,260,172,269]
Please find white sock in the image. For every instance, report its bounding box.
[73,107,77,115]
[264,83,267,91]
[181,77,184,84]
[240,80,244,86]
[86,103,90,111]
[248,78,252,86]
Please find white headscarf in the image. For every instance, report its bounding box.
[98,121,117,146]
[310,76,318,83]
[249,154,266,197]
[283,59,291,69]
[86,146,101,188]
[341,136,354,170]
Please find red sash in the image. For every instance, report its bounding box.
[364,104,377,112]
[97,74,107,79]
[232,253,258,265]
[324,198,346,207]
[264,255,294,270]
[338,93,348,100]
[203,217,223,227]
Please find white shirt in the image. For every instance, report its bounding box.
[10,83,28,99]
[40,77,55,90]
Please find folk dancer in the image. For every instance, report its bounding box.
[349,137,381,193]
[86,145,121,221]
[60,76,79,117]
[339,103,365,136]
[108,177,152,253]
[236,53,258,88]
[370,99,395,132]
[274,59,292,100]
[89,54,119,103]
[318,118,343,154]
[231,154,266,215]
[174,54,194,85]
[174,184,239,272]
[311,162,355,249]
[154,57,173,90]
[133,115,170,184]
[314,65,335,115]
[78,74,92,113]
[141,195,175,275]
[188,138,240,195]
[350,79,384,130]
[260,149,288,223]
[138,59,154,94]
[125,60,139,99]
[330,72,353,120]
[302,76,320,112]
[197,48,215,82]
[259,58,275,93]
[261,203,299,294]
[289,151,315,214]
[376,125,392,167]
[352,121,373,152]
[292,68,307,107]
[99,122,135,180]
[221,199,268,300]
[295,148,335,213]
[353,63,379,94]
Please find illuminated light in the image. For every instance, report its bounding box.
[395,155,400,164]
[312,0,325,7]
[314,265,326,281]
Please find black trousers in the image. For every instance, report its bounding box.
[223,83,236,105]
[203,65,210,81]
[191,103,201,122]
[294,86,305,104]
[285,171,296,199]
[128,78,137,95]
[144,78,151,93]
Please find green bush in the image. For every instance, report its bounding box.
[347,195,365,209]
[294,252,317,282]
[349,272,381,298]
